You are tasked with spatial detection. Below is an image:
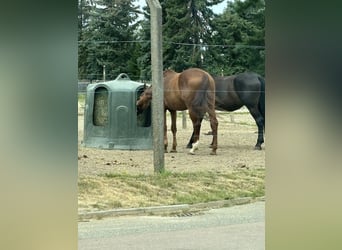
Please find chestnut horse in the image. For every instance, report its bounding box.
[137,68,218,155]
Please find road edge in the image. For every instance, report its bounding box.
[79,196,265,221]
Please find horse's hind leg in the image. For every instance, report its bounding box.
[170,110,178,152]
[247,106,264,150]
[186,132,195,148]
[188,111,203,155]
[207,108,218,155]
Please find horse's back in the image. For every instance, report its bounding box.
[164,71,187,110]
[214,75,244,111]
[179,68,214,91]
[234,72,262,107]
[179,68,215,110]
[163,68,214,111]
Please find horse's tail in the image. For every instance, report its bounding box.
[258,75,265,128]
[192,74,212,116]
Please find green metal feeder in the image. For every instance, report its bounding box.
[82,73,152,150]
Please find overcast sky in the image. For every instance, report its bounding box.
[135,0,228,14]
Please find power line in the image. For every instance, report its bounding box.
[78,40,265,49]
[78,40,148,44]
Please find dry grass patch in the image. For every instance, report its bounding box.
[78,167,265,212]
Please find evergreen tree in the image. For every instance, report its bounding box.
[135,5,152,82]
[211,0,265,75]
[78,0,96,80]
[78,0,141,81]
[78,0,265,81]
[162,0,223,71]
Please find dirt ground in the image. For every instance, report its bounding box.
[78,104,265,176]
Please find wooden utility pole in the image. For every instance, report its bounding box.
[147,0,164,173]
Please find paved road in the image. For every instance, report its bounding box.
[79,201,265,250]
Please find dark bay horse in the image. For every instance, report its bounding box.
[212,72,265,150]
[136,68,218,155]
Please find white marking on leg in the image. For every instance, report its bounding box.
[189,141,199,154]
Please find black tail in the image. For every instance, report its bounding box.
[258,76,265,128]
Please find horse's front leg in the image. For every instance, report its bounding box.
[164,110,168,152]
[170,110,177,152]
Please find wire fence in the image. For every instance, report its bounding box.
[78,39,265,49]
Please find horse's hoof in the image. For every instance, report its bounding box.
[254,145,262,150]
[170,149,177,153]
[188,151,195,155]
[186,144,192,149]
[210,151,217,155]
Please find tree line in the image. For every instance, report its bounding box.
[78,0,265,82]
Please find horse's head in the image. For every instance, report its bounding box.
[136,85,152,114]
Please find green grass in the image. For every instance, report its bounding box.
[78,168,265,210]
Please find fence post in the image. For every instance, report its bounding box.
[147,0,164,173]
